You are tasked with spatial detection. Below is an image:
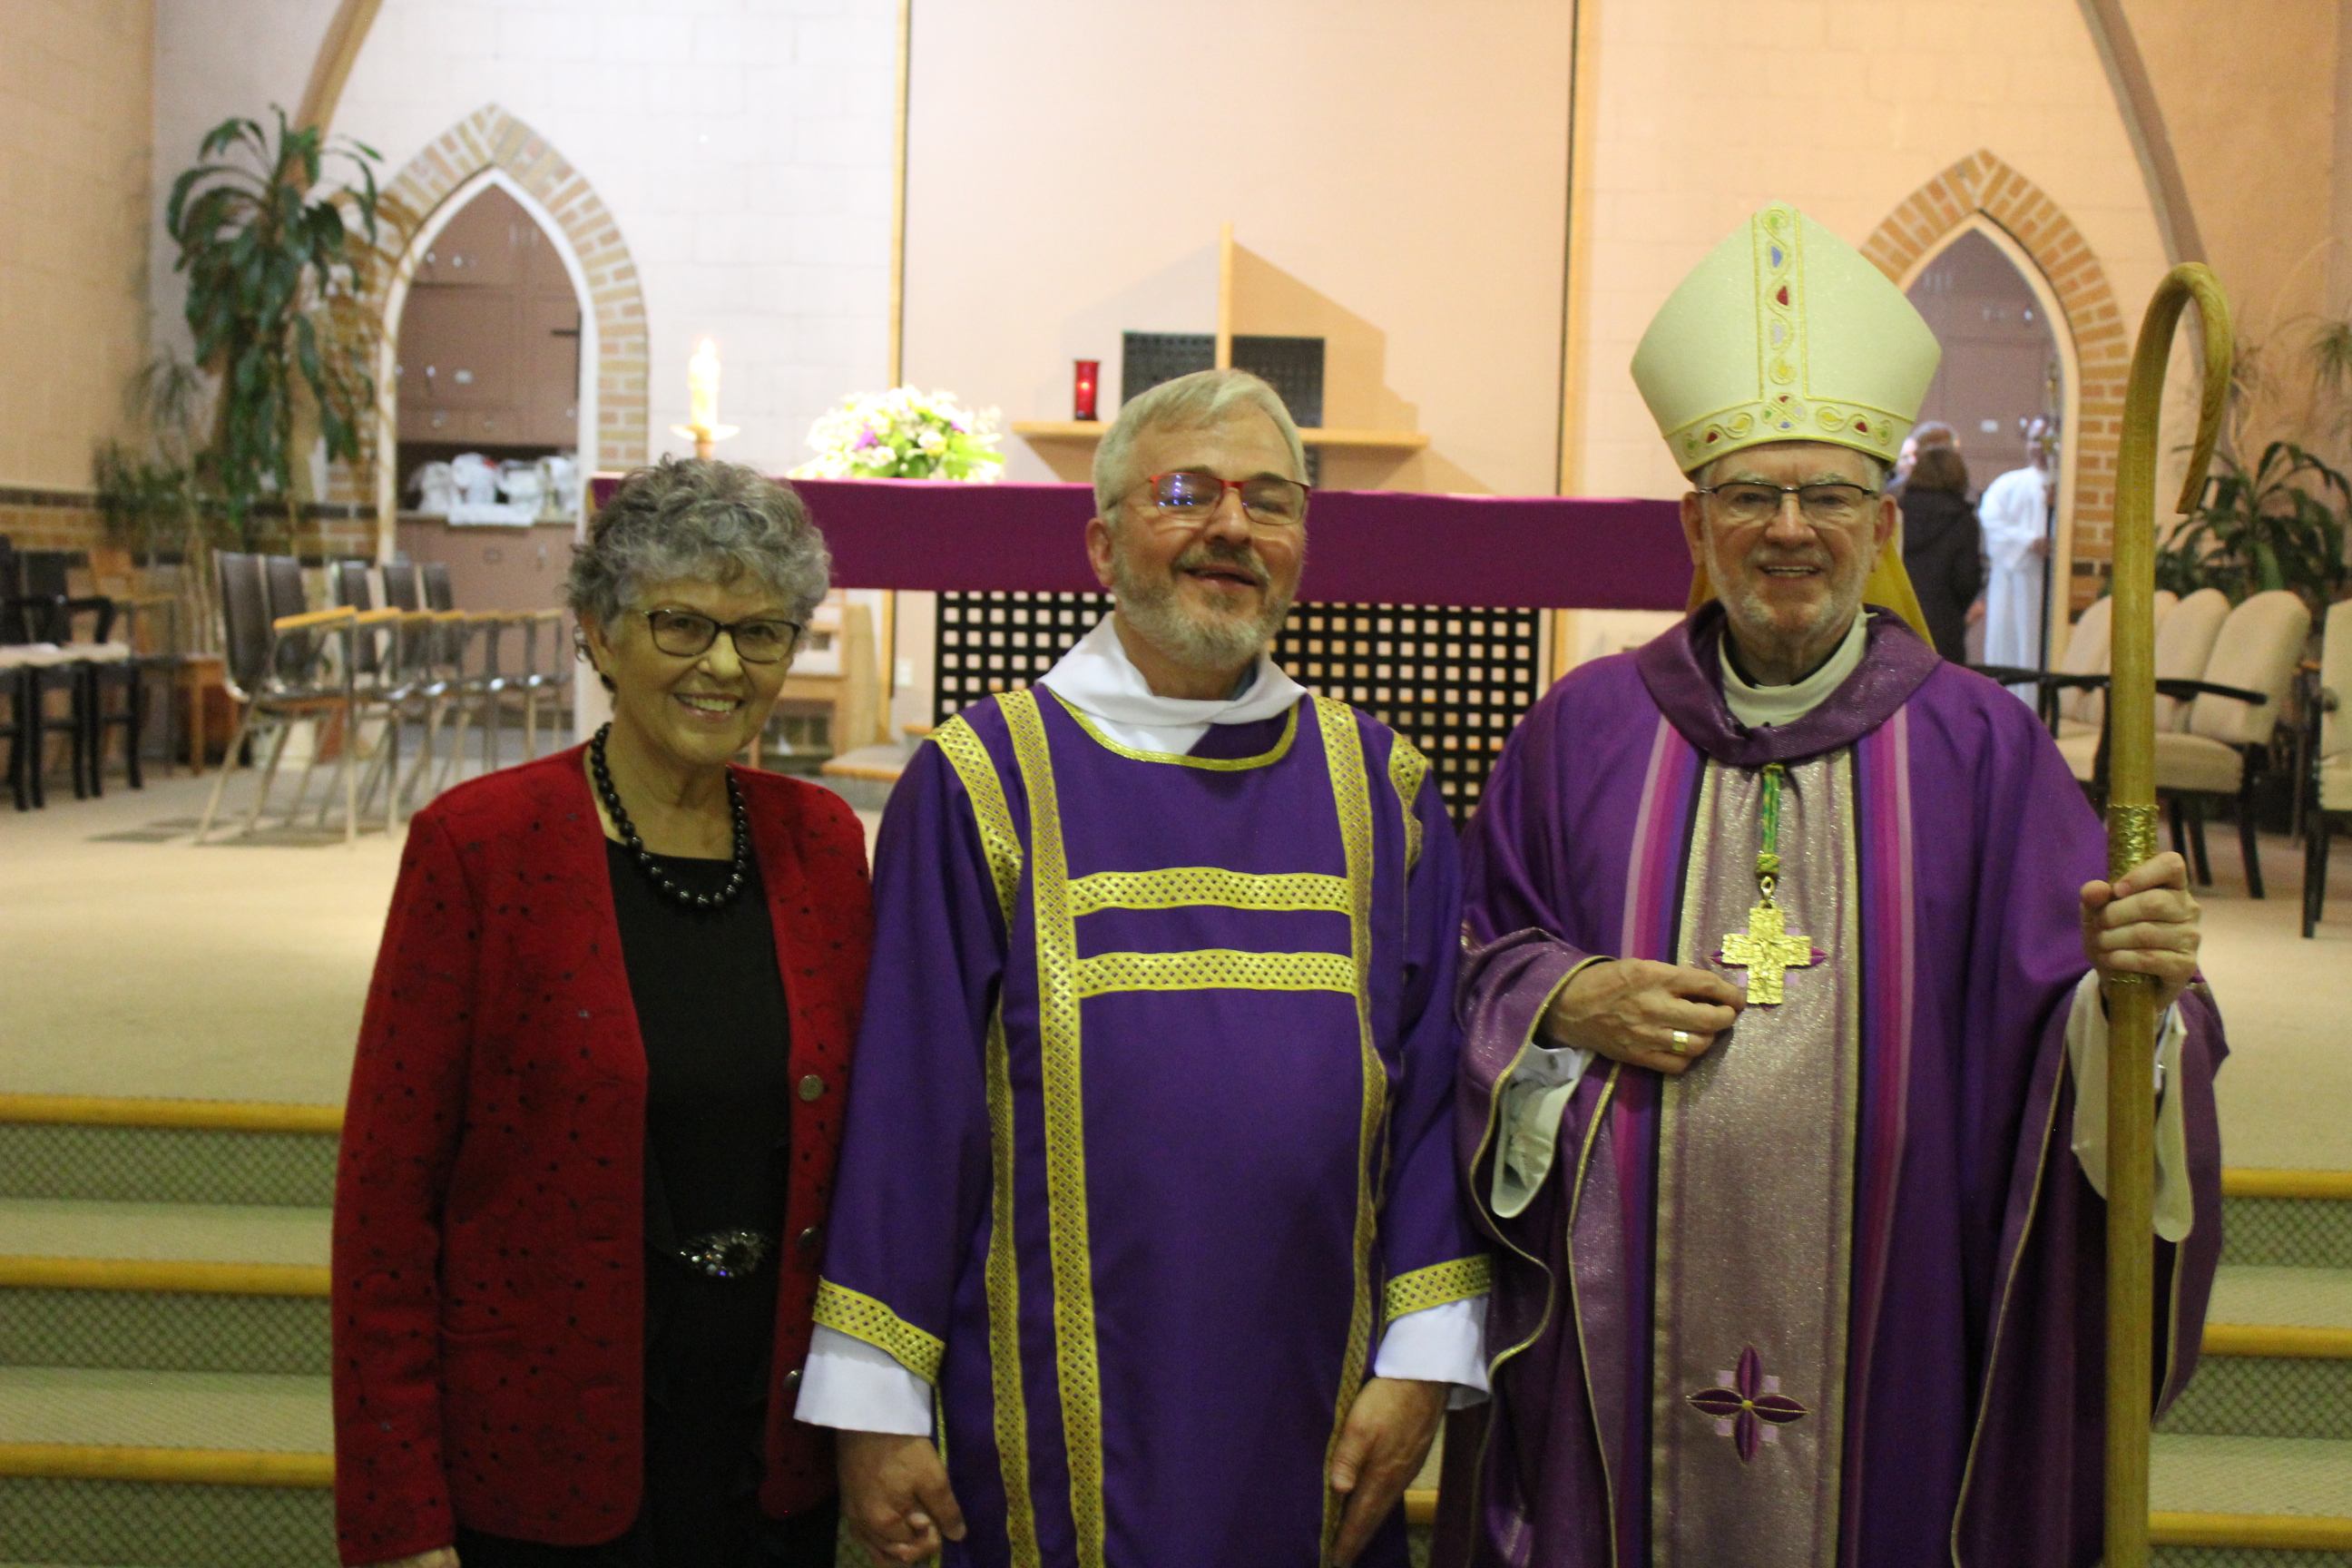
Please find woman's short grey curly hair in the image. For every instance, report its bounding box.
[1092,368,1308,523]
[567,456,831,630]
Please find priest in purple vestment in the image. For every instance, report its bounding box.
[799,369,1488,1568]
[1433,204,2225,1568]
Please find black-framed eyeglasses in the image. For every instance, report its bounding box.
[642,609,803,664]
[1693,481,1879,527]
[1129,471,1311,528]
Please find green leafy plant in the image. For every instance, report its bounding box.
[2155,440,2349,615]
[163,108,391,543]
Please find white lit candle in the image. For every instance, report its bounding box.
[689,338,720,433]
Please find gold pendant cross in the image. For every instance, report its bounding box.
[1718,898,1818,1005]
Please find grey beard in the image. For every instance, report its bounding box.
[1111,551,1291,674]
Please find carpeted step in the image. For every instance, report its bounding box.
[2223,1172,2352,1271]
[0,1367,333,1568]
[2166,1265,2352,1443]
[0,1198,331,1377]
[0,1099,339,1210]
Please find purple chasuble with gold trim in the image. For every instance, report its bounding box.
[818,687,1483,1568]
[1433,605,2226,1568]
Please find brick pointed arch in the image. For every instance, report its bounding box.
[384,105,648,469]
[1863,151,2122,605]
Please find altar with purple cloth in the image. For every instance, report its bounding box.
[591,475,1691,815]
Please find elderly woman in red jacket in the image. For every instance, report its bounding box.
[333,457,871,1568]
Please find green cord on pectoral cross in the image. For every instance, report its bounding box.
[1716,762,1820,1005]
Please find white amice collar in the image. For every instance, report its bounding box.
[1719,612,1870,730]
[1036,612,1308,756]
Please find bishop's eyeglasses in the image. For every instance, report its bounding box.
[1694,481,1878,527]
[641,609,803,664]
[1129,471,1312,529]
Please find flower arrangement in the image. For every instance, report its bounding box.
[791,387,1004,481]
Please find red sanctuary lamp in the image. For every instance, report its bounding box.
[1073,360,1101,423]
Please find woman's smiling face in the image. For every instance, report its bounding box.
[582,573,796,773]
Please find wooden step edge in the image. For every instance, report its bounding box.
[818,761,906,782]
[2151,1512,2352,1550]
[0,1257,330,1298]
[2201,1322,2352,1359]
[0,1093,341,1135]
[0,1443,331,1488]
[2223,1169,2352,1200]
[1399,1495,2352,1548]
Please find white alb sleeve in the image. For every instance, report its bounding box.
[2063,970,2191,1240]
[1491,1044,1593,1220]
[794,1324,935,1436]
[1373,1295,1490,1407]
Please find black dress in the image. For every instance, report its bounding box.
[1898,487,1985,663]
[455,846,838,1568]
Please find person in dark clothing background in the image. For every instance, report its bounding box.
[1897,442,1984,662]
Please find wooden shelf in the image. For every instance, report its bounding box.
[1011,420,1426,451]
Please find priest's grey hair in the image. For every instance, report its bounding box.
[1092,368,1309,523]
[567,456,831,631]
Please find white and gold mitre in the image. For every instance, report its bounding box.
[1632,202,1942,473]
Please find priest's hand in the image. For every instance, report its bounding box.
[1543,958,1744,1076]
[1327,1376,1447,1565]
[2081,850,2200,1011]
[838,1429,965,1565]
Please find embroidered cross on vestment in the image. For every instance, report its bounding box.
[1687,1346,1810,1463]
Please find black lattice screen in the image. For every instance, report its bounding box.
[933,592,1114,722]
[1276,603,1544,818]
[934,593,1544,821]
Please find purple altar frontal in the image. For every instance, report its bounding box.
[588,475,1691,611]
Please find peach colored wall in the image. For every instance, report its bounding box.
[1570,0,2173,503]
[897,0,1577,499]
[1,0,154,493]
[2123,0,2338,338]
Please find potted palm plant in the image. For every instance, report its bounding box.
[162,107,397,549]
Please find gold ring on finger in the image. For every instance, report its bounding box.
[1670,1030,1695,1054]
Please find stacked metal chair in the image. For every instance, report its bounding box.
[195,554,363,845]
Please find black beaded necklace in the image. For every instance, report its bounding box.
[589,722,750,910]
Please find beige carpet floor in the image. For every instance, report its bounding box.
[0,769,2342,1170]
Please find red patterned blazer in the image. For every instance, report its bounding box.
[330,745,871,1563]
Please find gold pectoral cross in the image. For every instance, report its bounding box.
[1719,897,1818,1005]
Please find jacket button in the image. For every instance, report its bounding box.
[798,1074,826,1102]
[798,1224,823,1251]
[785,1368,803,1391]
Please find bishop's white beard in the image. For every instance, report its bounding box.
[1109,536,1295,674]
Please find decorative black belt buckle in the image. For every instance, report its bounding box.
[676,1230,774,1279]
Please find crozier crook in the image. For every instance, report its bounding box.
[2102,262,2231,1568]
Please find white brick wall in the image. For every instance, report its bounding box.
[150,0,898,476]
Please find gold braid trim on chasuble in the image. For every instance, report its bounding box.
[933,715,1024,919]
[1387,732,1431,872]
[932,713,1042,1563]
[1074,949,1357,997]
[1384,1256,1494,1319]
[1000,689,1109,1568]
[1054,686,1300,769]
[1066,867,1350,916]
[812,1280,946,1383]
[1312,695,1388,1558]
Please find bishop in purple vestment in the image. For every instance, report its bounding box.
[801,370,1487,1568]
[1434,205,2223,1568]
